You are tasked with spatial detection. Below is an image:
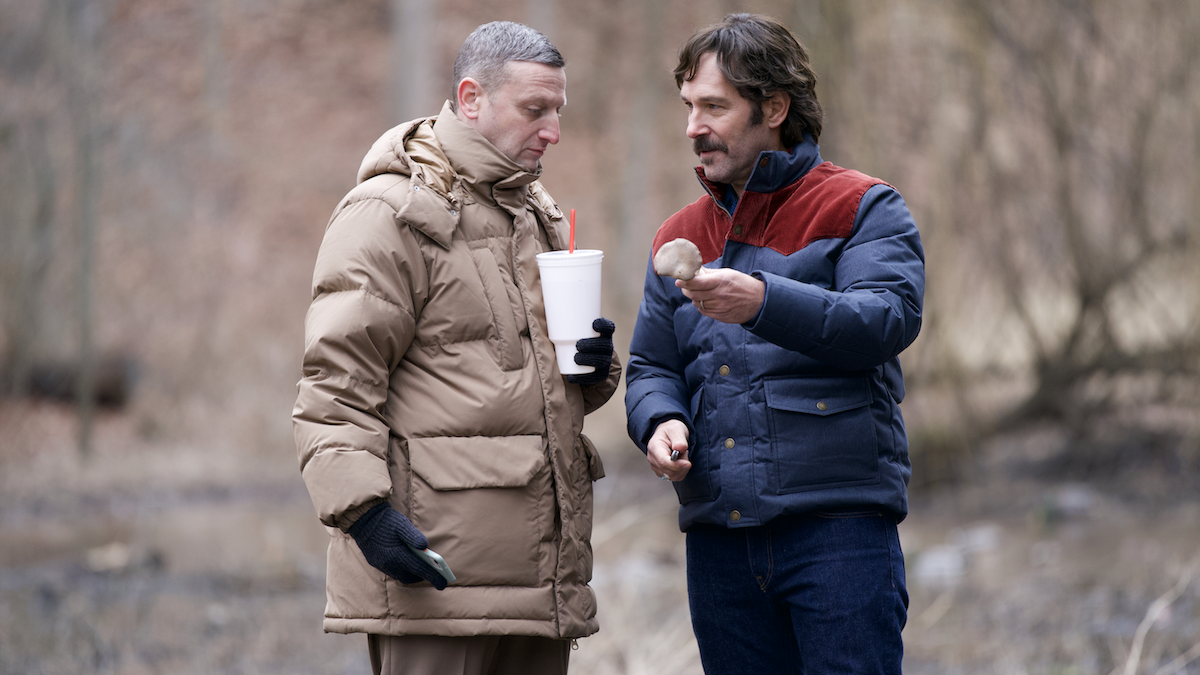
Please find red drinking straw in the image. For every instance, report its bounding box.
[569,209,576,253]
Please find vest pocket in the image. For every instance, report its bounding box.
[765,375,880,494]
[406,435,551,587]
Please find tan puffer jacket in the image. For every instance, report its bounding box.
[293,101,620,639]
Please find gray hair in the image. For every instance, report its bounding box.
[450,21,564,111]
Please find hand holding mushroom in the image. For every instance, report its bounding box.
[654,238,765,325]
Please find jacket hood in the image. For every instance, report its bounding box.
[354,101,563,249]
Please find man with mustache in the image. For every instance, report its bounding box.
[625,13,925,674]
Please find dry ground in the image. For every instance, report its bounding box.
[2,401,1200,675]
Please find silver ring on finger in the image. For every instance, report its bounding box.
[661,474,668,481]
[700,300,705,310]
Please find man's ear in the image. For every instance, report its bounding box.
[457,77,484,122]
[764,90,790,130]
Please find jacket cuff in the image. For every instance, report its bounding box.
[642,413,692,451]
[741,271,769,328]
[336,498,388,533]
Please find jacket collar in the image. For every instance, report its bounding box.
[697,133,823,215]
[355,101,544,193]
[354,102,559,250]
[432,101,541,196]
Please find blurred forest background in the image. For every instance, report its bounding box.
[2,0,1199,673]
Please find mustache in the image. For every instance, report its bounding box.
[692,135,728,156]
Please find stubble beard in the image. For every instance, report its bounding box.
[693,134,731,180]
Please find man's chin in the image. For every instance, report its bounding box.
[522,154,544,172]
[700,163,730,183]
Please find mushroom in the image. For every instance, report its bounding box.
[653,238,705,281]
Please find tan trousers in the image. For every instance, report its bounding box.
[367,634,571,675]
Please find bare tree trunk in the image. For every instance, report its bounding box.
[9,124,57,399]
[69,0,105,458]
[796,0,855,160]
[0,2,59,400]
[615,0,666,316]
[390,0,438,123]
[202,0,230,145]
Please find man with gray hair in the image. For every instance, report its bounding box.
[294,21,619,675]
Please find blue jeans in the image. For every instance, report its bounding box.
[686,509,908,674]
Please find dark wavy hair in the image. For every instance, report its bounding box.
[674,13,823,146]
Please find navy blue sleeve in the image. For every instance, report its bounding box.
[625,255,695,453]
[743,184,925,371]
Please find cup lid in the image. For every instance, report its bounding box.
[536,249,603,265]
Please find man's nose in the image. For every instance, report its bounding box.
[540,117,561,145]
[686,111,707,139]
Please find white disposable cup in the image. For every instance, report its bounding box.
[536,249,603,375]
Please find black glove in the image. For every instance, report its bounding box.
[347,502,449,590]
[567,317,615,386]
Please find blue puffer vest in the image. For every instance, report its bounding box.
[625,136,925,531]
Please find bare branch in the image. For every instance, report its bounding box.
[1117,560,1198,675]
